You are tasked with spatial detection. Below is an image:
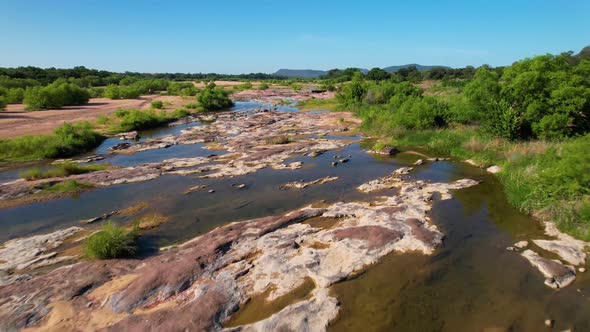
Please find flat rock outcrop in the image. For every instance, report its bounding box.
[0,175,478,331]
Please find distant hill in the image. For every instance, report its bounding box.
[575,46,590,61]
[274,64,449,78]
[274,69,327,78]
[382,64,450,73]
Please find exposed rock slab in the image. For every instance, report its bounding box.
[533,239,586,266]
[0,227,82,274]
[521,249,576,289]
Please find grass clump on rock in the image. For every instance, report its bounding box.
[84,222,139,259]
[41,179,92,193]
[265,135,292,145]
[20,162,108,180]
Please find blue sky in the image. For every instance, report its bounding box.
[1,0,589,73]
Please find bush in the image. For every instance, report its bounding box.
[4,88,25,103]
[465,56,590,140]
[23,82,90,110]
[197,87,233,111]
[0,97,6,111]
[483,100,523,140]
[104,84,142,99]
[151,100,164,109]
[0,121,105,162]
[84,222,139,259]
[167,82,198,96]
[258,82,269,90]
[107,108,189,133]
[88,87,105,98]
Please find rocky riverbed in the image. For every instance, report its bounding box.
[0,109,359,206]
[0,169,479,331]
[0,101,589,331]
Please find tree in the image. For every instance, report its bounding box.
[197,86,233,111]
[366,67,390,81]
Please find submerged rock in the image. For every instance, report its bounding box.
[280,176,338,189]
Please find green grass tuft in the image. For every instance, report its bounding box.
[84,222,139,259]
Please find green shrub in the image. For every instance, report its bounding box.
[88,87,105,98]
[23,82,90,110]
[167,82,198,96]
[483,100,523,140]
[4,88,25,103]
[107,108,189,133]
[104,84,142,99]
[0,122,105,162]
[0,97,6,111]
[259,82,269,90]
[151,100,164,109]
[197,87,233,111]
[84,222,139,259]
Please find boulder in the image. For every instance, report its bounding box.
[379,146,400,156]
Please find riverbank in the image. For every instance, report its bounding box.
[368,127,590,242]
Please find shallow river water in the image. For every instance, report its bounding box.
[1,102,589,331]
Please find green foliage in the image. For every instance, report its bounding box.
[482,100,522,140]
[151,100,164,109]
[104,84,141,99]
[88,87,105,98]
[167,82,198,96]
[499,135,590,240]
[23,81,90,110]
[197,86,233,111]
[107,108,189,133]
[337,73,367,107]
[366,67,390,81]
[258,82,269,90]
[296,98,339,112]
[41,179,91,193]
[0,96,6,111]
[465,56,590,140]
[0,122,105,162]
[235,82,253,90]
[0,87,25,103]
[20,162,108,180]
[320,81,336,92]
[84,222,139,259]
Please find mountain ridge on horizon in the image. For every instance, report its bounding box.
[274,64,450,78]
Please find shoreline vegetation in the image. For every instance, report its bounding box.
[331,49,590,241]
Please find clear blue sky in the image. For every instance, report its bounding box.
[1,0,589,73]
